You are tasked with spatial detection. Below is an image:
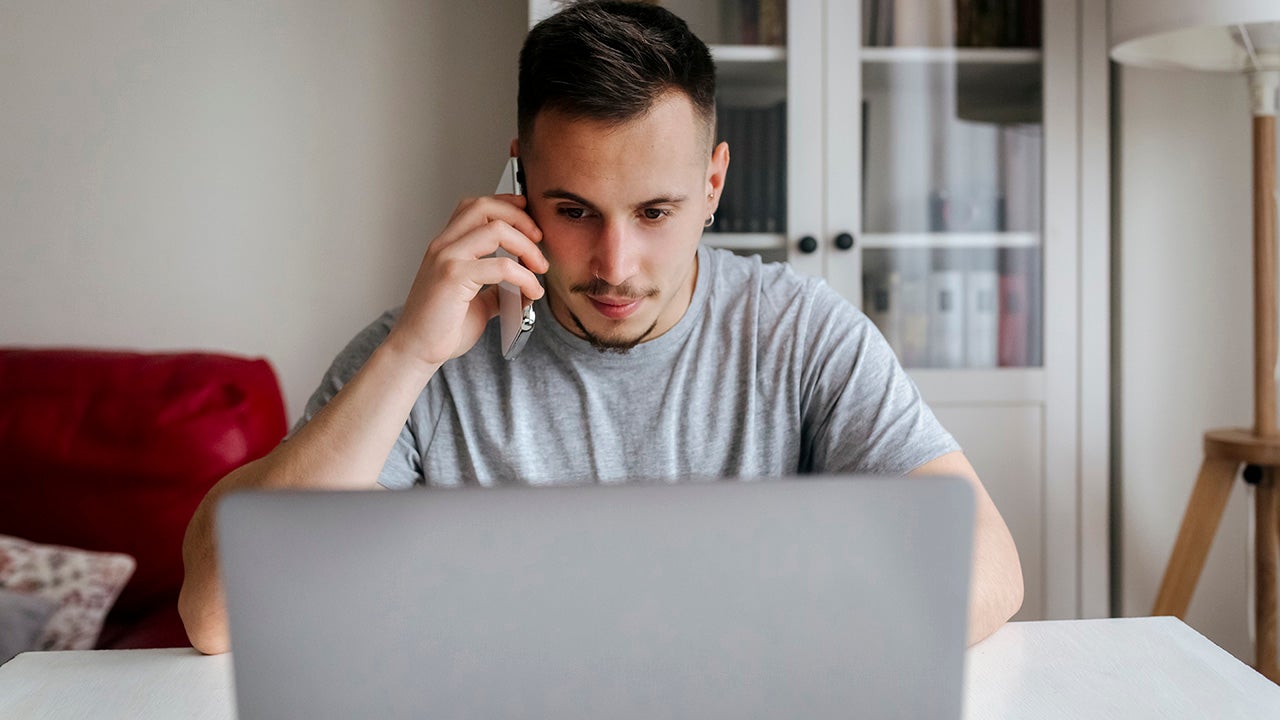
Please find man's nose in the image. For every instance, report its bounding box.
[592,219,639,288]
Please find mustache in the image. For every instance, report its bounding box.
[569,278,659,300]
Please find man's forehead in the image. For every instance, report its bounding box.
[524,93,712,162]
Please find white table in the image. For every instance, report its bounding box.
[2,617,1278,718]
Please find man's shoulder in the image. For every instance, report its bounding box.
[703,246,824,300]
[702,245,854,322]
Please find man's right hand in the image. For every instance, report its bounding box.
[386,193,549,368]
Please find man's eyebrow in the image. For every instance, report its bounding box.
[543,189,690,211]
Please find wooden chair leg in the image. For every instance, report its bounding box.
[1153,458,1240,618]
[1257,469,1279,682]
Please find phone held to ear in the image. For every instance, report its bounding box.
[495,157,536,360]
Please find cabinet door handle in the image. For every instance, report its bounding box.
[798,236,818,254]
[834,232,855,251]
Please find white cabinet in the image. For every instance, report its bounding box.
[527,0,1110,622]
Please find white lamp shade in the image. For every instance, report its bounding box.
[1110,0,1280,72]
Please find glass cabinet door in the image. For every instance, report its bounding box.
[851,0,1043,369]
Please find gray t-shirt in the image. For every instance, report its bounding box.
[296,245,959,489]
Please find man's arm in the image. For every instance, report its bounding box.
[910,450,1024,646]
[179,194,548,655]
[178,341,439,654]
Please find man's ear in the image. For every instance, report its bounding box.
[705,141,730,215]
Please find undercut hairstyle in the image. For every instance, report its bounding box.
[517,0,717,151]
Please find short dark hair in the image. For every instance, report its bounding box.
[517,1,717,149]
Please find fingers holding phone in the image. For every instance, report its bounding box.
[388,191,547,369]
[439,193,541,255]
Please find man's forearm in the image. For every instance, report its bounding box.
[178,341,440,654]
[965,500,1025,645]
[909,451,1024,646]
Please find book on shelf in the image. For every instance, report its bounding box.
[747,106,767,232]
[1019,0,1042,49]
[732,106,747,232]
[711,109,726,232]
[718,106,746,232]
[735,0,758,45]
[865,0,895,47]
[761,102,783,233]
[929,188,1006,233]
[758,0,785,45]
[863,262,905,360]
[865,0,1042,49]
[720,0,785,45]
[863,0,875,46]
[965,249,1000,368]
[711,103,786,235]
[897,250,931,367]
[893,0,953,48]
[1025,245,1043,366]
[760,105,776,233]
[1000,123,1042,233]
[997,246,1032,367]
[955,0,1042,48]
[867,248,1007,370]
[927,250,966,368]
[860,99,869,227]
[774,101,787,232]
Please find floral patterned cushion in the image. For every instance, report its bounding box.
[0,535,135,651]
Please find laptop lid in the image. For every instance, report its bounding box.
[218,476,974,719]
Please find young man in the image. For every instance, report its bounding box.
[180,0,1023,655]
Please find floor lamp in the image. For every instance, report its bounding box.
[1111,1,1280,682]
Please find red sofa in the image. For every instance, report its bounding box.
[0,349,287,648]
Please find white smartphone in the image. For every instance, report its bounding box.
[494,157,536,360]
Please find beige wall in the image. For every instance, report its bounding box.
[0,0,526,419]
[1116,65,1279,662]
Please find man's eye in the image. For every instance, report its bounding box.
[643,208,670,220]
[558,207,586,220]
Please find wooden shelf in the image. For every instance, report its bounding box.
[861,47,1041,65]
[702,233,787,251]
[705,232,1040,252]
[861,49,1042,92]
[860,47,1042,123]
[711,44,786,63]
[861,232,1040,249]
[710,44,786,89]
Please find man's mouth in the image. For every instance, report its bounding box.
[587,295,643,320]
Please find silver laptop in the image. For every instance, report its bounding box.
[218,476,974,719]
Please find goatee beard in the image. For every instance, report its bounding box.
[563,277,661,353]
[567,310,660,354]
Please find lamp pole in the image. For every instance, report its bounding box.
[1250,70,1279,438]
[1249,67,1280,682]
